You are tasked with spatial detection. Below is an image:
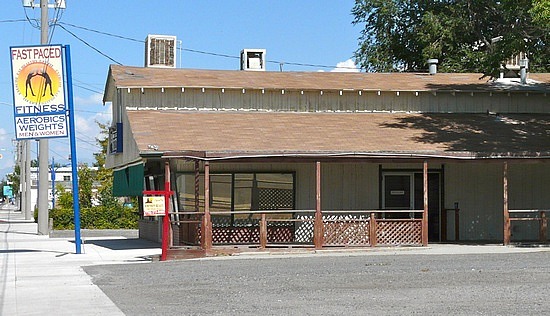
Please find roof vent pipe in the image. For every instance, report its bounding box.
[519,58,528,84]
[427,59,438,75]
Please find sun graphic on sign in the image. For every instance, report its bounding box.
[16,62,61,104]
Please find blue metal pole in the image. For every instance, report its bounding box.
[51,157,55,210]
[64,45,82,254]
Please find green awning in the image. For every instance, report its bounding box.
[113,164,144,196]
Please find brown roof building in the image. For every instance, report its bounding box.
[103,64,550,255]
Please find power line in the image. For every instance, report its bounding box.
[0,19,28,23]
[73,83,103,94]
[57,23,123,65]
[58,21,143,43]
[57,21,358,71]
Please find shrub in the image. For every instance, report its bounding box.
[50,205,139,230]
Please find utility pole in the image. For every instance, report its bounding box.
[20,0,66,229]
[21,140,32,220]
[36,0,50,235]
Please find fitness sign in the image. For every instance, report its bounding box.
[10,45,68,140]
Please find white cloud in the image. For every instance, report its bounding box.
[331,59,359,72]
[75,104,112,139]
[74,93,104,106]
[0,128,8,142]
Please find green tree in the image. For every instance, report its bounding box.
[7,166,20,199]
[55,183,73,209]
[48,121,139,230]
[54,166,94,209]
[352,0,550,76]
[77,164,94,209]
[94,121,120,207]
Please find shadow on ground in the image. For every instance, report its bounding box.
[81,238,160,250]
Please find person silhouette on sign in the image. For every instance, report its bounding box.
[25,71,37,97]
[37,70,54,97]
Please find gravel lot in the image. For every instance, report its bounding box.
[84,251,550,315]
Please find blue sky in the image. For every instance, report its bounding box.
[0,1,360,178]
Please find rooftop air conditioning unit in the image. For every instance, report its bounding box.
[145,35,176,68]
[240,49,266,71]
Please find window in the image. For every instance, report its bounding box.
[63,175,70,181]
[175,172,295,227]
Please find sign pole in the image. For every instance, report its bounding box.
[64,45,81,254]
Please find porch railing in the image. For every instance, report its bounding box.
[509,210,549,242]
[168,209,425,249]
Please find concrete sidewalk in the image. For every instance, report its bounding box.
[0,205,161,316]
[2,204,550,315]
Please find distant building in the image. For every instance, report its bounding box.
[30,166,99,210]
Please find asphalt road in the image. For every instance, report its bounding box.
[84,251,550,315]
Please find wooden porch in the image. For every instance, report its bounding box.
[156,160,431,260]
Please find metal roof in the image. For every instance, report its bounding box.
[104,65,550,103]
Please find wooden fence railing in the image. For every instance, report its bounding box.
[509,210,549,242]
[169,209,426,249]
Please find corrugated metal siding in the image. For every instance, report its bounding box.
[508,164,550,240]
[106,93,142,170]
[321,163,379,210]
[445,163,503,241]
[445,163,550,241]
[120,88,549,114]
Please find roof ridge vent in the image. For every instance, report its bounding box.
[240,49,266,71]
[427,59,438,75]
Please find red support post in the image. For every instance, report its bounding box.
[161,162,170,260]
[503,162,510,246]
[314,161,323,249]
[260,213,267,249]
[369,212,377,247]
[422,160,428,246]
[201,161,212,250]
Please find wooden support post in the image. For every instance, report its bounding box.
[369,212,377,247]
[194,160,200,213]
[191,160,200,244]
[201,161,212,250]
[503,162,510,246]
[260,213,267,249]
[314,161,324,249]
[422,160,428,246]
[454,203,460,242]
[540,211,547,242]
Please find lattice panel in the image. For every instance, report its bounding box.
[376,220,422,245]
[323,219,370,246]
[258,188,293,210]
[267,226,295,243]
[212,227,260,244]
[294,215,314,243]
